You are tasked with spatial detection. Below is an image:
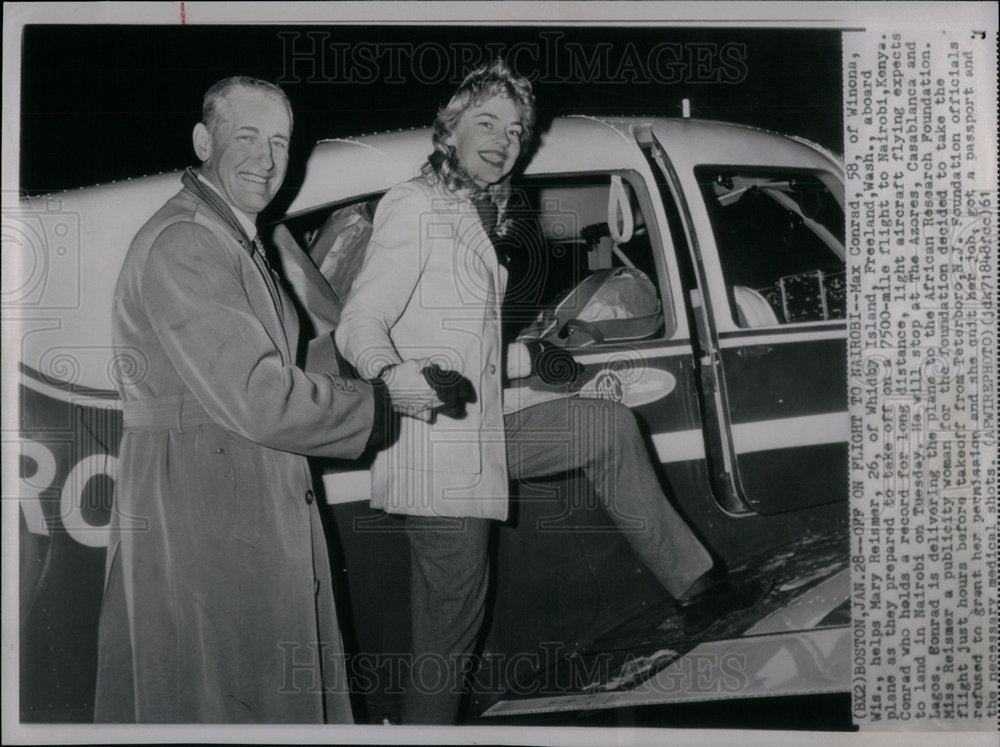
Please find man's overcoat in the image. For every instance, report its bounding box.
[94,170,375,723]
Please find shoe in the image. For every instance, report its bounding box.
[676,577,772,636]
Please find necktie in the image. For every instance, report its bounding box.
[252,235,270,269]
[251,234,284,317]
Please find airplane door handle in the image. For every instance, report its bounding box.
[737,345,773,359]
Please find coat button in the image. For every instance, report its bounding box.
[305,489,315,505]
[489,364,497,374]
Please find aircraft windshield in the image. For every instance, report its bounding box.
[696,167,846,327]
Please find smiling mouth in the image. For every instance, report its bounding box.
[239,172,268,185]
[478,150,507,166]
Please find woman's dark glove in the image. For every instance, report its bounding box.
[421,364,477,419]
[524,340,585,386]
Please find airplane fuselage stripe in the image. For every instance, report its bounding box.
[651,412,846,463]
[320,413,848,504]
[19,372,847,505]
[19,370,118,406]
[731,412,848,453]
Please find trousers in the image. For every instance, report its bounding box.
[401,397,714,723]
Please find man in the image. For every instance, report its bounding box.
[94,77,439,723]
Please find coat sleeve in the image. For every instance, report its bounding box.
[141,220,376,459]
[335,183,433,379]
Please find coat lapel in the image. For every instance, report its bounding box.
[271,222,343,329]
[183,169,293,360]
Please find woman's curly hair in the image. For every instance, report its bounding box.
[421,59,536,197]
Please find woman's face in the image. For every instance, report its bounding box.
[447,94,524,187]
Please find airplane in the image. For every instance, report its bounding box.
[10,113,849,724]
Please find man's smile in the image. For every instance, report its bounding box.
[239,172,269,185]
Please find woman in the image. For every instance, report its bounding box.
[337,60,761,724]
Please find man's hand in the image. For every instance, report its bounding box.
[379,359,443,421]
[525,340,585,386]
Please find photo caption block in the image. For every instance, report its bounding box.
[845,24,998,729]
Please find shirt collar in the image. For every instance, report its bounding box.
[197,173,259,241]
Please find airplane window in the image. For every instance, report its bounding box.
[695,167,846,327]
[277,173,675,348]
[503,172,673,348]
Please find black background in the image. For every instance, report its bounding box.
[21,25,842,195]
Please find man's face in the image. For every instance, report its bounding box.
[447,94,523,188]
[195,88,291,218]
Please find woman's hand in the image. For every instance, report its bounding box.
[421,364,477,419]
[525,340,585,386]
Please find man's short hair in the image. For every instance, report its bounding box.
[201,76,293,134]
